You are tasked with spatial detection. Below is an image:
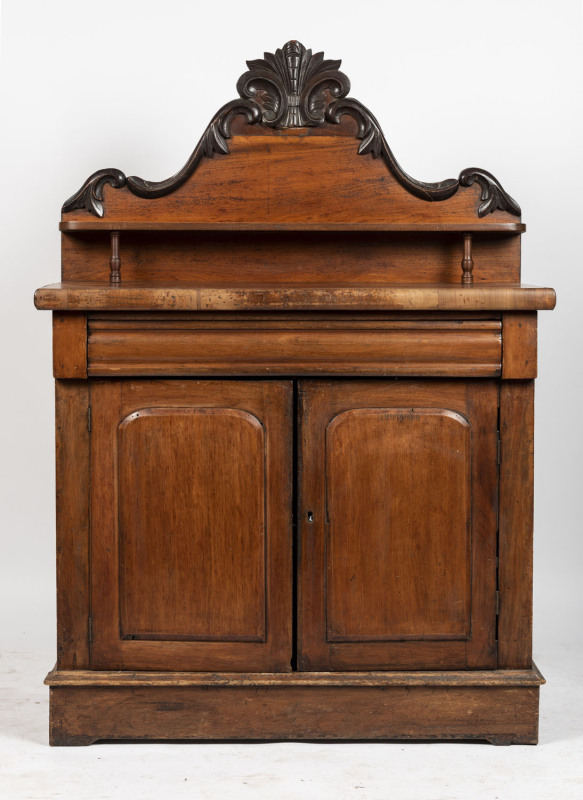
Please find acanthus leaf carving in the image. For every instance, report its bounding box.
[62,168,127,218]
[236,40,350,129]
[458,168,522,217]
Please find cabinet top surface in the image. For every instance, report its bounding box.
[35,282,556,312]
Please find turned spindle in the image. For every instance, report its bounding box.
[110,231,121,284]
[461,233,474,285]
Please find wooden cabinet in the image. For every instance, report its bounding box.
[37,40,555,745]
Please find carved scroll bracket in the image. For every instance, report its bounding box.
[459,168,521,217]
[62,169,127,218]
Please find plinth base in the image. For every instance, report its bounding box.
[45,665,544,746]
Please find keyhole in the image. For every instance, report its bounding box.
[307,511,314,523]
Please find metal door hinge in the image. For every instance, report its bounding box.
[88,615,93,643]
[87,406,92,433]
[495,591,500,615]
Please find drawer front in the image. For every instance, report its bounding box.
[88,315,502,377]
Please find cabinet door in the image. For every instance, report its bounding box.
[298,379,498,671]
[90,379,292,672]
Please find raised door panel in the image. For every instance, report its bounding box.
[326,408,471,642]
[118,407,265,642]
[298,379,498,671]
[90,379,292,672]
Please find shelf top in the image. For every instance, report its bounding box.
[59,221,526,234]
[35,282,555,312]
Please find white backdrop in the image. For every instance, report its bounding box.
[0,0,581,660]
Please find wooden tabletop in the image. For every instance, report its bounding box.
[35,282,556,312]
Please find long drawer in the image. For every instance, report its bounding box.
[87,313,502,377]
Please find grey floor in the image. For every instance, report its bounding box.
[1,644,582,800]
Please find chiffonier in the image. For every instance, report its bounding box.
[35,40,555,745]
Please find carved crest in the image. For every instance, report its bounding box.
[236,40,350,128]
[63,40,521,218]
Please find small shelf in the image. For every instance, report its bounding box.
[59,221,526,233]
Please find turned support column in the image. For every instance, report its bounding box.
[461,233,474,285]
[109,231,121,284]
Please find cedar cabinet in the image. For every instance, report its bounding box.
[36,40,555,745]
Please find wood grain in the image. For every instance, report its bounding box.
[325,407,472,641]
[86,317,502,377]
[62,135,522,226]
[89,379,293,672]
[498,381,535,668]
[35,283,557,312]
[55,381,90,668]
[298,379,498,671]
[502,312,537,378]
[118,408,266,642]
[60,222,526,232]
[46,666,545,687]
[48,683,541,745]
[52,313,87,378]
[59,230,522,285]
[38,54,555,746]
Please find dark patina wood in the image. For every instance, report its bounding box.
[36,38,555,745]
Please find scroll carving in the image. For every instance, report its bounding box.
[62,169,127,218]
[62,40,521,218]
[127,100,261,199]
[326,98,460,203]
[459,168,521,217]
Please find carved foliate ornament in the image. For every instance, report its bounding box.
[236,40,350,128]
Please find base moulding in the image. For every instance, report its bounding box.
[45,665,544,746]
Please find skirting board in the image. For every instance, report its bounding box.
[45,666,545,746]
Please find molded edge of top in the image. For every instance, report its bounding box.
[34,283,557,312]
